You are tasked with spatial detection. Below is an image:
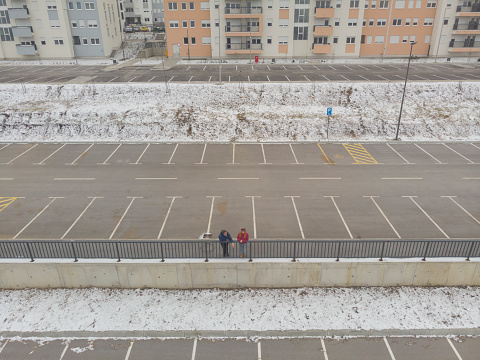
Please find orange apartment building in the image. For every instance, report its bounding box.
[164,0,480,59]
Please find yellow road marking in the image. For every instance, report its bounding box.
[317,144,335,164]
[0,197,18,212]
[343,144,378,164]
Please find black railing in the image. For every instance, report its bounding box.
[225,6,262,14]
[225,25,260,32]
[456,4,480,12]
[453,23,479,30]
[449,40,480,48]
[226,42,262,50]
[1,240,479,262]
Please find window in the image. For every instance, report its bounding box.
[267,36,272,44]
[50,19,60,27]
[88,20,98,28]
[76,2,81,9]
[346,36,355,44]
[317,0,331,7]
[405,17,411,26]
[334,18,340,26]
[201,2,210,10]
[350,0,359,8]
[189,2,194,9]
[314,36,328,44]
[362,19,366,26]
[85,2,95,10]
[379,0,388,8]
[402,35,408,43]
[408,0,414,7]
[424,18,433,26]
[267,18,273,26]
[191,37,196,45]
[371,0,376,8]
[184,37,188,45]
[68,2,74,9]
[374,35,384,43]
[425,35,431,43]
[46,2,57,10]
[91,38,100,45]
[54,38,64,45]
[377,19,387,26]
[215,19,219,27]
[268,0,273,8]
[0,10,9,24]
[169,20,179,28]
[426,0,436,7]
[201,20,210,28]
[279,19,288,27]
[293,26,308,40]
[361,35,365,44]
[369,19,374,26]
[279,36,288,44]
[190,20,195,27]
[294,9,309,23]
[336,0,341,7]
[410,35,416,42]
[202,36,211,44]
[71,20,77,28]
[348,19,357,26]
[280,0,290,7]
[367,35,372,44]
[181,2,187,9]
[73,36,81,45]
[392,18,402,26]
[41,39,46,45]
[79,20,85,28]
[395,0,405,8]
[416,0,421,8]
[412,17,418,26]
[0,27,13,41]
[443,18,448,25]
[182,20,188,27]
[390,35,399,43]
[333,36,338,43]
[168,2,178,10]
[82,38,88,45]
[295,0,310,3]
[365,0,369,8]
[0,0,6,5]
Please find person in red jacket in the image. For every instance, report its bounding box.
[237,228,249,258]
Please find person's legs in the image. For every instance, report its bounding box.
[221,243,227,257]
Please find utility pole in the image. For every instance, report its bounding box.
[218,1,222,83]
[249,5,252,63]
[187,29,190,60]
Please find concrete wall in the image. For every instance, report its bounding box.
[1,260,479,289]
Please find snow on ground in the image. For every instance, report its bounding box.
[0,287,479,332]
[1,82,479,142]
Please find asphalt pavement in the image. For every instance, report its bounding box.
[0,61,480,84]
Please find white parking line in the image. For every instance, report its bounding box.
[66,143,94,165]
[285,75,290,81]
[267,75,271,81]
[2,144,38,164]
[431,74,448,80]
[218,178,259,180]
[260,144,271,164]
[130,143,150,164]
[442,143,475,163]
[34,144,66,165]
[358,65,369,71]
[147,76,156,82]
[325,196,353,239]
[447,338,464,360]
[125,341,134,360]
[286,196,305,239]
[467,73,480,79]
[0,340,9,355]
[382,178,422,180]
[191,338,197,360]
[188,76,193,82]
[289,144,304,164]
[386,143,414,164]
[298,65,303,70]
[98,143,122,165]
[376,75,389,81]
[13,197,63,239]
[228,76,231,82]
[258,341,262,360]
[321,75,330,81]
[320,338,329,360]
[304,75,310,81]
[0,144,10,151]
[6,77,26,83]
[158,196,181,239]
[54,178,95,180]
[464,178,480,180]
[267,65,271,70]
[411,74,429,80]
[203,66,206,71]
[403,196,450,238]
[186,66,191,71]
[299,178,341,180]
[248,75,251,82]
[313,65,320,70]
[206,196,221,233]
[246,196,260,239]
[195,143,208,164]
[168,76,175,82]
[59,342,69,360]
[415,144,445,164]
[109,197,142,239]
[359,75,370,81]
[442,196,480,225]
[329,65,336,71]
[384,337,396,360]
[471,143,480,150]
[0,178,13,181]
[61,197,101,239]
[373,65,387,71]
[282,65,287,70]
[208,76,212,82]
[25,76,47,83]
[135,178,177,180]
[163,143,178,164]
[229,143,237,164]
[344,65,353,70]
[107,76,119,83]
[365,196,401,238]
[340,75,349,81]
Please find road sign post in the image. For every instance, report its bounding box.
[326,108,332,141]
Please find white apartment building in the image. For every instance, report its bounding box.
[0,0,122,60]
[164,0,480,59]
[120,0,164,26]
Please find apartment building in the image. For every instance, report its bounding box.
[120,0,164,27]
[0,0,122,60]
[164,0,480,59]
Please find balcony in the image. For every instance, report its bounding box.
[16,44,36,55]
[225,6,263,15]
[456,4,480,16]
[315,7,334,18]
[314,25,333,36]
[453,22,480,34]
[12,26,33,37]
[225,42,263,54]
[225,24,262,36]
[449,40,480,52]
[8,7,30,19]
[313,43,332,54]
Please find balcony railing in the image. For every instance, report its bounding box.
[453,23,479,30]
[16,43,36,55]
[12,26,33,37]
[7,7,30,19]
[456,4,480,12]
[226,42,263,50]
[225,6,263,14]
[449,40,480,48]
[225,25,260,32]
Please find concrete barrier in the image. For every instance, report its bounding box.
[0,259,479,289]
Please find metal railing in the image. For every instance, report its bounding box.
[456,4,480,12]
[225,6,263,14]
[226,42,262,50]
[225,25,260,32]
[453,23,480,30]
[449,40,480,48]
[1,240,479,262]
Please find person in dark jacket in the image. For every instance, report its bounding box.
[218,230,234,257]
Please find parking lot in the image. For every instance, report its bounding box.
[0,336,479,360]
[0,142,479,240]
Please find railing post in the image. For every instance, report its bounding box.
[379,241,386,261]
[422,242,431,261]
[248,241,253,262]
[71,241,78,262]
[26,242,34,262]
[336,241,341,262]
[160,241,165,263]
[292,241,297,262]
[115,241,121,262]
[204,242,209,262]
[466,241,475,261]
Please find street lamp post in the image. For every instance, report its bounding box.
[395,41,417,141]
[218,1,222,83]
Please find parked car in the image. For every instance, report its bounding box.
[132,26,141,32]
[124,26,133,33]
[140,26,150,32]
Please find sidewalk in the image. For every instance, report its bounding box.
[102,57,180,72]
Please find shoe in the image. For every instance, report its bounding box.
[240,254,244,257]
[227,254,230,257]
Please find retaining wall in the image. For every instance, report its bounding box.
[1,260,479,289]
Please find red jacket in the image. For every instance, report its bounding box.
[237,232,249,243]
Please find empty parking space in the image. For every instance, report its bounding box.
[443,143,480,163]
[362,143,405,165]
[0,339,66,360]
[0,143,37,164]
[261,339,324,360]
[235,144,265,164]
[62,339,130,360]
[262,144,297,165]
[386,144,439,164]
[418,143,472,164]
[128,339,193,360]
[449,337,480,360]
[325,337,392,360]
[202,144,234,165]
[196,339,257,360]
[131,143,177,165]
[387,337,458,360]
[293,143,328,165]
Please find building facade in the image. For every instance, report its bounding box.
[120,0,164,27]
[163,0,480,59]
[0,0,122,60]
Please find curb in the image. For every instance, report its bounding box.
[1,328,479,339]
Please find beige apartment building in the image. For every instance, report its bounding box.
[0,0,122,60]
[164,0,480,59]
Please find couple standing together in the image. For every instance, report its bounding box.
[218,228,249,257]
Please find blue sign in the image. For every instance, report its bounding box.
[327,108,332,116]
